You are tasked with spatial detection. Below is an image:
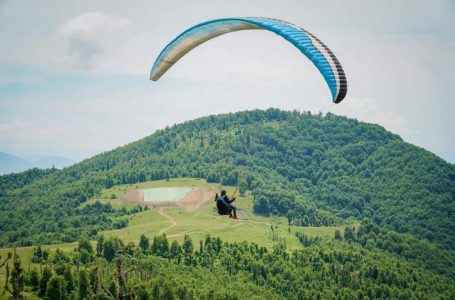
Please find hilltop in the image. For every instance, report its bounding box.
[1,109,453,249]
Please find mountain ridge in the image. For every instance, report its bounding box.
[0,151,75,175]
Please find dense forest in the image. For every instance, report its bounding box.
[2,229,455,300]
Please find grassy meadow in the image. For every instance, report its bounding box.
[0,178,346,284]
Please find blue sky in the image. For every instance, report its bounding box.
[0,0,454,163]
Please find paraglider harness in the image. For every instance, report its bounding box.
[215,189,237,218]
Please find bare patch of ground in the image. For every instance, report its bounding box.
[121,186,216,211]
[123,190,144,204]
[179,187,216,211]
[158,207,177,235]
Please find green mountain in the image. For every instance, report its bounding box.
[1,108,455,299]
[1,109,453,249]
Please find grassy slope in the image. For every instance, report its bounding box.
[98,178,344,249]
[0,178,345,284]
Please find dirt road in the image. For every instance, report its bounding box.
[158,207,177,235]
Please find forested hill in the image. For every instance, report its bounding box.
[0,109,454,251]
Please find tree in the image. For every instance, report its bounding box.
[28,268,40,291]
[78,269,90,300]
[78,238,94,264]
[115,240,130,300]
[79,249,93,264]
[334,230,342,241]
[103,238,117,262]
[32,245,43,263]
[10,250,24,300]
[38,266,53,297]
[182,235,193,255]
[89,266,101,299]
[151,234,169,257]
[2,249,24,300]
[170,240,181,259]
[52,248,70,264]
[96,235,105,257]
[46,275,66,300]
[78,238,94,254]
[286,210,294,225]
[344,226,356,242]
[139,234,150,253]
[63,264,74,294]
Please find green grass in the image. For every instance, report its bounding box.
[100,179,346,251]
[1,178,348,283]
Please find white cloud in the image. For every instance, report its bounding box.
[59,12,130,70]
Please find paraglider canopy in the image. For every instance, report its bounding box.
[150,17,347,103]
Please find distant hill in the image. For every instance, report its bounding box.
[0,109,454,251]
[0,151,31,174]
[0,151,74,175]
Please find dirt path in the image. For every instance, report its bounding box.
[231,222,244,228]
[158,207,177,235]
[244,220,271,226]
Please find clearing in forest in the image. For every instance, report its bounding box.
[122,185,216,210]
[0,178,348,273]
[97,179,347,250]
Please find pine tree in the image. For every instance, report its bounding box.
[103,239,117,262]
[78,269,90,300]
[89,266,101,298]
[344,226,356,242]
[116,241,127,300]
[96,235,105,257]
[78,238,94,264]
[28,268,40,291]
[182,235,193,254]
[170,240,181,258]
[32,245,43,263]
[38,266,53,297]
[78,238,94,254]
[139,234,150,253]
[334,230,342,241]
[63,265,74,294]
[46,275,66,300]
[9,249,25,300]
[161,234,169,256]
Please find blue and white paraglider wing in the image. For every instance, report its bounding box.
[150,17,347,103]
